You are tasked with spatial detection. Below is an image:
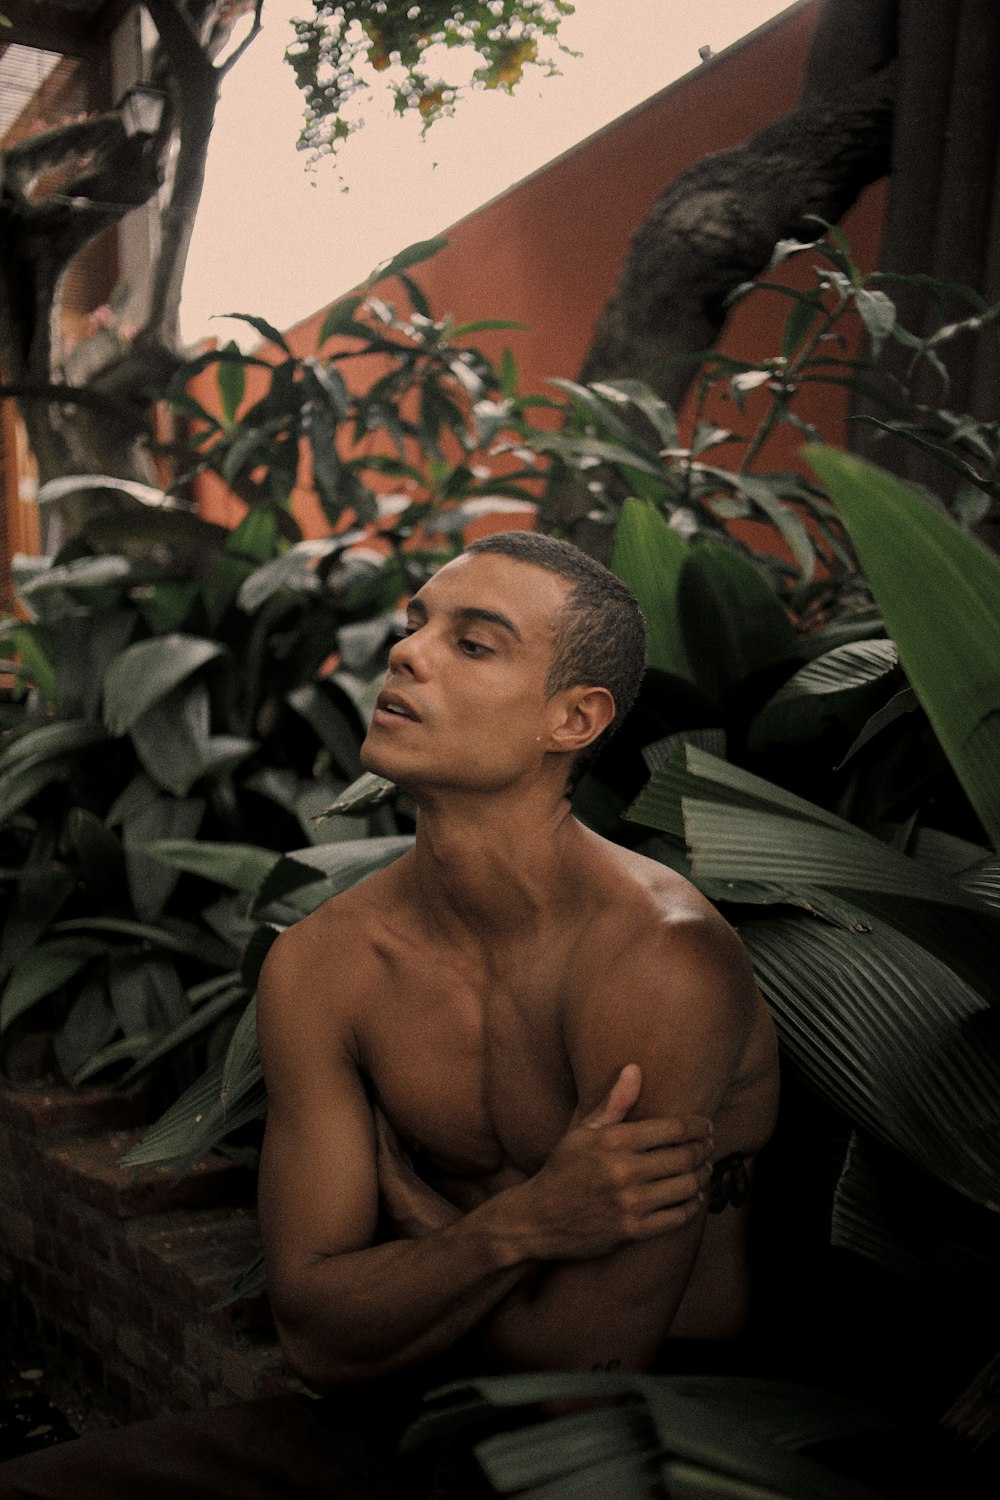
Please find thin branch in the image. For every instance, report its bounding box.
[219,0,265,78]
[5,114,122,196]
[0,382,149,429]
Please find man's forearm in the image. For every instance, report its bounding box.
[273,1197,533,1389]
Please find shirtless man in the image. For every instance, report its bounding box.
[0,532,777,1499]
[258,531,778,1390]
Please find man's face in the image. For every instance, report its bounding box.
[360,551,570,794]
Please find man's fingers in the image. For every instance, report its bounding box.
[584,1063,642,1129]
[607,1115,713,1155]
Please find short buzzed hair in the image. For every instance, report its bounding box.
[465,531,647,782]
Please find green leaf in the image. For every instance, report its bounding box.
[53,976,119,1081]
[48,915,224,964]
[142,838,281,894]
[103,635,224,735]
[854,288,897,357]
[318,295,365,345]
[317,771,396,817]
[118,982,248,1084]
[0,723,107,780]
[222,996,259,1098]
[218,313,291,353]
[216,346,247,427]
[765,640,898,700]
[252,836,413,913]
[683,800,989,912]
[627,744,849,842]
[741,916,1000,1208]
[4,624,56,701]
[366,236,449,286]
[129,683,255,797]
[107,952,187,1035]
[70,1031,158,1086]
[286,683,363,781]
[677,545,798,702]
[589,379,680,449]
[0,756,73,825]
[781,293,822,359]
[806,447,1000,850]
[123,1056,267,1170]
[116,787,205,921]
[0,938,107,1033]
[18,554,132,596]
[610,500,691,679]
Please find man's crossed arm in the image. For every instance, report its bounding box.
[255,920,749,1389]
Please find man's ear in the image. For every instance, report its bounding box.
[546,686,616,755]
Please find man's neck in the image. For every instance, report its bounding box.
[405,782,583,963]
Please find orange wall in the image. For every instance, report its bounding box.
[197,0,887,535]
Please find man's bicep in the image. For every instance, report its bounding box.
[569,915,755,1122]
[255,938,379,1304]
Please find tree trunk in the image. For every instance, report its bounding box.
[547,0,897,556]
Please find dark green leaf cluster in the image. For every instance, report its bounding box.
[594,455,1000,1318]
[286,0,576,158]
[0,244,534,1101]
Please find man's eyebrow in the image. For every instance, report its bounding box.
[404,596,523,643]
[455,606,523,643]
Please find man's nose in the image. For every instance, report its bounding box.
[387,628,425,677]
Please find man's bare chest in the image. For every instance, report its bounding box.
[353,962,577,1180]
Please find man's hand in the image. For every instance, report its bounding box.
[373,1107,461,1238]
[504,1063,712,1263]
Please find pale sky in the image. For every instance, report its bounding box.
[180,1,796,349]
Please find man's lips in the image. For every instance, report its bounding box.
[374,689,421,724]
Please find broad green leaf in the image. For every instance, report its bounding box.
[237,539,341,613]
[741,915,1000,1208]
[626,745,849,843]
[0,719,107,773]
[66,806,125,902]
[678,545,798,703]
[53,976,119,1081]
[108,952,187,1035]
[252,836,413,912]
[142,838,280,893]
[123,1055,267,1170]
[222,996,259,1098]
[807,447,1000,850]
[0,756,73,825]
[683,800,989,912]
[71,1030,158,1086]
[19,554,131,595]
[216,345,247,427]
[766,641,898,701]
[49,915,224,964]
[129,682,255,797]
[318,295,364,345]
[286,683,363,781]
[103,635,224,735]
[119,790,205,920]
[0,859,74,984]
[831,1130,999,1289]
[118,983,248,1084]
[0,937,107,1033]
[610,500,691,679]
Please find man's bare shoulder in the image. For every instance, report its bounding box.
[565,823,772,1093]
[573,821,740,958]
[256,855,413,1044]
